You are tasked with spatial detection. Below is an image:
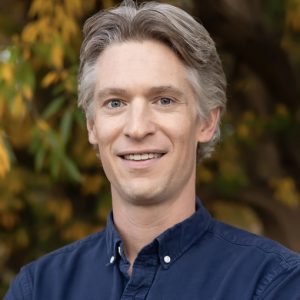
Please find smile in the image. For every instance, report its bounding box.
[123,153,164,161]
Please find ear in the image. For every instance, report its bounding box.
[86,118,98,145]
[197,108,220,143]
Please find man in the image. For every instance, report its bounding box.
[5,0,300,299]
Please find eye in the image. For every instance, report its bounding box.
[157,97,173,106]
[106,99,123,109]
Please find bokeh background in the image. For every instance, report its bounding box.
[1,0,300,296]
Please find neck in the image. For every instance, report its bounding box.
[111,189,196,268]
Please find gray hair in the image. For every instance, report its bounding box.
[78,0,227,160]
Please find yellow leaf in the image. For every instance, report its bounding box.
[237,124,250,139]
[76,146,99,167]
[41,72,58,87]
[81,175,103,195]
[65,0,82,17]
[6,173,24,194]
[22,18,54,44]
[1,63,14,84]
[8,118,31,148]
[287,0,300,31]
[243,111,255,121]
[22,23,39,43]
[270,177,300,208]
[0,98,5,118]
[22,48,31,60]
[103,0,115,9]
[219,158,245,181]
[197,166,213,183]
[0,212,17,229]
[29,0,54,17]
[52,44,64,69]
[64,78,74,93]
[276,103,289,117]
[54,4,79,42]
[62,222,98,241]
[97,204,111,222]
[11,93,26,119]
[36,119,50,132]
[22,85,33,101]
[0,135,10,178]
[47,199,73,225]
[0,200,5,212]
[29,0,43,16]
[212,201,263,234]
[60,70,68,80]
[16,229,29,247]
[37,18,54,42]
[62,17,79,42]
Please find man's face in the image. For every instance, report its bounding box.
[87,40,218,205]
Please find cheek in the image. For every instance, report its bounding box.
[93,117,114,141]
[168,117,198,140]
[94,120,120,156]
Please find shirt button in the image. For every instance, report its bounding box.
[110,256,115,264]
[164,255,171,264]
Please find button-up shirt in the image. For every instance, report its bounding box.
[5,200,300,299]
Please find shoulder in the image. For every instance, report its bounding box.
[207,220,300,298]
[27,228,107,270]
[209,220,300,263]
[4,229,107,300]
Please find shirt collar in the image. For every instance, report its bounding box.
[105,198,212,267]
[106,211,122,261]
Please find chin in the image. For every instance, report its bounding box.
[122,187,165,207]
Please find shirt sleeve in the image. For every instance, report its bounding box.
[4,268,32,300]
[258,261,300,300]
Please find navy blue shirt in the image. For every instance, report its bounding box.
[5,200,300,299]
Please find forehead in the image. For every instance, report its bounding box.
[94,40,193,94]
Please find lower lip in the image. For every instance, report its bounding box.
[119,156,164,169]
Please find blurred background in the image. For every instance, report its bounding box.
[1,0,300,296]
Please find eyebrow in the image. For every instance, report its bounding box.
[96,88,129,100]
[146,85,185,98]
[96,85,185,100]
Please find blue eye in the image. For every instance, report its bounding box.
[159,97,173,105]
[107,99,122,108]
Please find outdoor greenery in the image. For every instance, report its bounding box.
[1,0,300,297]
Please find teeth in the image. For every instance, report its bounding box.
[124,153,162,161]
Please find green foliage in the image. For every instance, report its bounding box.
[264,0,286,30]
[0,0,113,295]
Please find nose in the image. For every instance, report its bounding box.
[123,99,155,140]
